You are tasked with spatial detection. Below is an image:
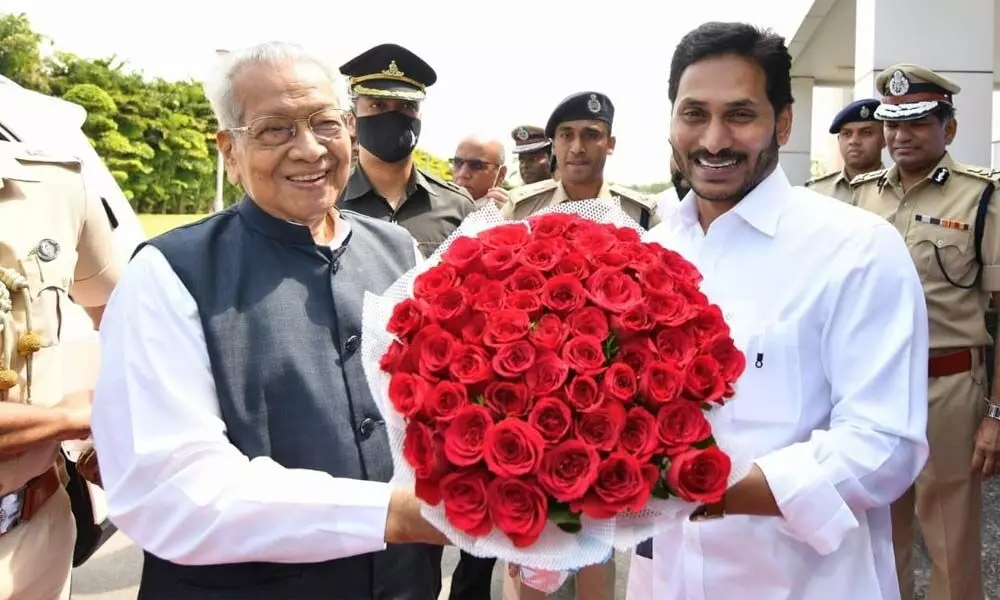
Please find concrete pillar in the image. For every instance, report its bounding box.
[853,0,994,167]
[781,76,814,185]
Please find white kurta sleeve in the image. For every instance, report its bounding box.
[91,245,393,565]
[754,221,930,555]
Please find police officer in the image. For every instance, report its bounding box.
[806,98,885,203]
[0,140,121,599]
[501,91,658,229]
[852,63,1000,600]
[337,43,476,258]
[510,125,553,185]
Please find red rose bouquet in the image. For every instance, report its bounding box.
[361,200,748,573]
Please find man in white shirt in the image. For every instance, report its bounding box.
[627,22,930,600]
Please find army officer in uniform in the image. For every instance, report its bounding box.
[337,43,475,258]
[805,98,884,203]
[501,91,658,230]
[852,63,999,600]
[510,125,553,185]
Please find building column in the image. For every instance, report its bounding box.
[781,76,814,185]
[854,0,994,167]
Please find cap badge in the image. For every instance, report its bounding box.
[888,70,910,96]
[382,60,405,78]
[33,238,60,262]
[859,105,871,119]
[587,93,601,114]
[516,127,530,141]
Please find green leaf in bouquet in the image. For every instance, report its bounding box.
[651,457,673,499]
[549,502,583,534]
[602,333,620,363]
[474,394,485,406]
[692,435,716,450]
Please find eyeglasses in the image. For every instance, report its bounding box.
[230,108,349,147]
[449,157,499,172]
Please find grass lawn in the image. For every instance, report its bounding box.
[138,214,206,237]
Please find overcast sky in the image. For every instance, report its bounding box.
[7,0,834,184]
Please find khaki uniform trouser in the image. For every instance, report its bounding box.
[0,487,74,600]
[891,357,985,600]
[501,555,615,600]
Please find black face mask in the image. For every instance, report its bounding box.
[356,111,421,163]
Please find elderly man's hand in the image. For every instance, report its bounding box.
[384,488,450,546]
[480,187,509,210]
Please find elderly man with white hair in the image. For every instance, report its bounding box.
[90,41,446,600]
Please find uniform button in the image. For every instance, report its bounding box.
[358,418,377,439]
[903,202,909,208]
[345,335,361,353]
[937,240,945,247]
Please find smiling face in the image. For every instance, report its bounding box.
[669,53,791,203]
[884,114,955,174]
[217,59,352,226]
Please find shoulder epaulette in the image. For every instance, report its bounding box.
[608,183,655,210]
[955,163,1000,183]
[849,168,886,187]
[419,168,474,200]
[10,144,82,168]
[804,171,838,187]
[509,178,558,205]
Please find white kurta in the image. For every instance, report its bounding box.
[626,167,930,600]
[90,217,423,566]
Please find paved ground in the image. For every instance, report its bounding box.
[71,478,1000,599]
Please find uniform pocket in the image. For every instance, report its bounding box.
[19,256,69,348]
[912,222,974,283]
[731,320,803,425]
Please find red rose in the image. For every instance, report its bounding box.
[519,239,566,272]
[461,273,489,296]
[676,282,709,307]
[646,290,698,326]
[441,236,483,274]
[683,356,727,405]
[705,335,746,382]
[440,468,493,536]
[641,361,684,406]
[591,251,630,270]
[427,381,469,423]
[482,309,531,348]
[427,287,470,325]
[566,375,603,413]
[601,362,638,404]
[449,344,492,385]
[620,406,658,462]
[566,307,610,340]
[655,401,711,455]
[479,223,530,250]
[572,453,658,519]
[387,298,426,339]
[504,266,547,295]
[553,252,591,280]
[637,266,676,293]
[404,422,448,505]
[659,249,703,286]
[492,341,538,378]
[528,213,576,238]
[540,275,587,314]
[527,396,573,444]
[483,418,546,478]
[444,405,493,466]
[481,247,520,278]
[576,401,627,452]
[617,339,657,374]
[473,281,507,313]
[612,303,654,337]
[388,372,431,418]
[586,267,643,313]
[654,327,697,368]
[417,326,457,380]
[561,335,607,376]
[537,439,600,502]
[379,340,406,372]
[484,381,531,418]
[529,314,568,351]
[569,226,617,255]
[667,446,731,504]
[684,305,729,343]
[505,291,543,315]
[413,264,458,302]
[524,351,569,396]
[487,477,548,548]
[614,227,641,243]
[461,313,487,345]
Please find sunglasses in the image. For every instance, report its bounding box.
[449,157,499,172]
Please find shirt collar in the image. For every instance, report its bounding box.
[341,164,438,203]
[678,166,789,237]
[552,180,612,204]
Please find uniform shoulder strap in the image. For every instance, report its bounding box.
[804,171,837,187]
[509,179,558,205]
[849,168,886,188]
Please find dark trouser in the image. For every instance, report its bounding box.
[427,546,497,600]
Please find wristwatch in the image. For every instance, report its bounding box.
[987,402,1000,422]
[689,497,726,522]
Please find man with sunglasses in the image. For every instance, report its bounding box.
[451,134,508,209]
[337,43,476,258]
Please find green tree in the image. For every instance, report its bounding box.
[0,13,49,92]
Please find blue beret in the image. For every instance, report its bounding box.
[545,92,614,138]
[829,99,881,134]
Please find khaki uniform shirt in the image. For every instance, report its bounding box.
[337,165,476,258]
[500,179,660,229]
[852,153,1000,349]
[805,169,857,204]
[0,142,120,494]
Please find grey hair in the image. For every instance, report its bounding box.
[204,41,349,131]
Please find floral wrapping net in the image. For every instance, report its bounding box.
[360,199,753,573]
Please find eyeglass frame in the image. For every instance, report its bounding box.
[226,107,352,147]
[449,157,501,172]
